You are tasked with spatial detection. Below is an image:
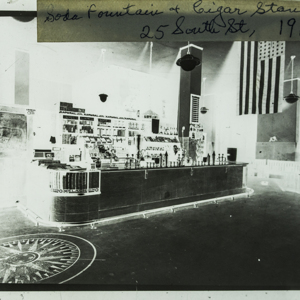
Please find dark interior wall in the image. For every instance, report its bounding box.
[255,43,300,161]
[256,103,296,143]
[256,103,297,160]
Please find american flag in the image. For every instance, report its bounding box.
[239,41,285,115]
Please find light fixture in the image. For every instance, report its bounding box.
[99,94,108,102]
[284,55,299,103]
[200,107,209,114]
[176,42,201,72]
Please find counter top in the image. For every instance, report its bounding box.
[100,162,248,173]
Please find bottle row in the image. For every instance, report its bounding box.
[159,126,178,136]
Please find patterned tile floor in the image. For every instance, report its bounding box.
[0,176,300,290]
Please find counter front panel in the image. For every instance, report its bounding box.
[26,164,247,223]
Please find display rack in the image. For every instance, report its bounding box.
[27,161,101,196]
[49,169,101,195]
[59,111,149,142]
[61,114,79,145]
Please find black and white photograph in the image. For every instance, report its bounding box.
[1,0,300,294]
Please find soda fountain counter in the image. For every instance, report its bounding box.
[25,158,248,223]
[23,107,248,224]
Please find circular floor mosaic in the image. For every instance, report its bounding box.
[0,233,96,284]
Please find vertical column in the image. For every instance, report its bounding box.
[295,79,300,161]
[177,45,203,159]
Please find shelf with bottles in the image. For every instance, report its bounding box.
[128,121,144,131]
[80,135,113,146]
[112,128,126,137]
[128,130,138,137]
[112,119,127,129]
[143,135,179,143]
[159,125,178,136]
[78,116,95,135]
[97,117,112,127]
[98,127,112,137]
[128,123,145,136]
[62,116,79,134]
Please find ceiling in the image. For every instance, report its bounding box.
[2,17,300,99]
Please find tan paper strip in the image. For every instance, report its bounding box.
[37,0,300,42]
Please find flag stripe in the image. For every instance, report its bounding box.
[248,42,254,113]
[242,43,248,114]
[278,44,285,112]
[269,57,277,114]
[239,41,285,115]
[262,59,268,114]
[258,60,265,114]
[239,42,245,115]
[244,41,252,114]
[252,42,258,114]
[266,58,273,114]
[274,55,281,113]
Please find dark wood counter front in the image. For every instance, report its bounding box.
[98,164,246,219]
[29,164,247,223]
